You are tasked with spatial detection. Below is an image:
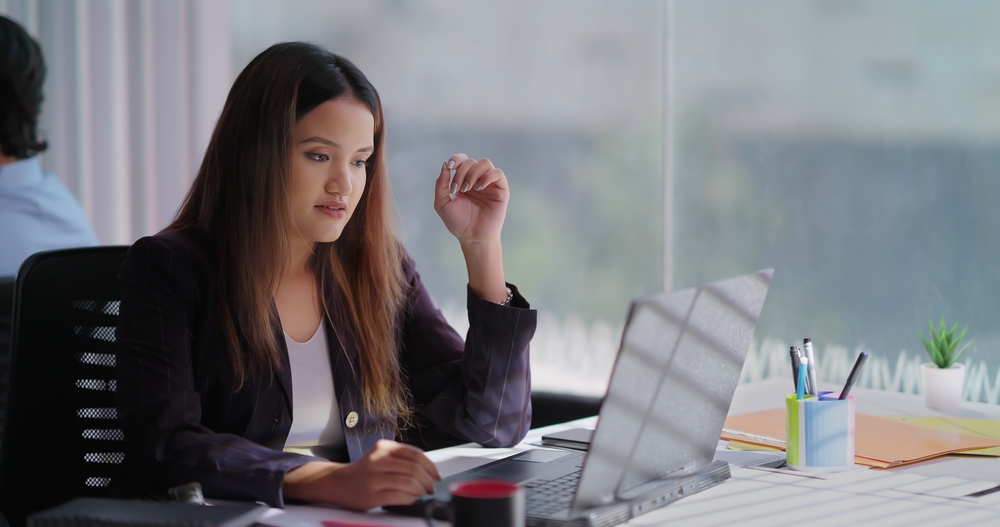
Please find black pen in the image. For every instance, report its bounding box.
[789,346,801,391]
[838,351,869,400]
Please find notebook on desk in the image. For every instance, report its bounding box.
[390,269,773,527]
[27,498,267,527]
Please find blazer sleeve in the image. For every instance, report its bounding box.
[115,235,311,506]
[399,257,536,448]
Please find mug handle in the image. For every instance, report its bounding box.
[423,499,448,527]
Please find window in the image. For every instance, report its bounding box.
[233,0,667,395]
[10,0,996,401]
[673,0,1000,401]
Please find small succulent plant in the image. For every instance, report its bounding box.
[919,317,973,369]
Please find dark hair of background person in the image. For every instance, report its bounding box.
[0,15,47,159]
[169,42,409,421]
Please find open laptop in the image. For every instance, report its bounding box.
[393,269,773,527]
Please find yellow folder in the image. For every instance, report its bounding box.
[882,416,1000,456]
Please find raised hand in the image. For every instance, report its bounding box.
[432,154,511,304]
[434,154,509,246]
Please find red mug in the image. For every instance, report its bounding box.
[424,479,525,527]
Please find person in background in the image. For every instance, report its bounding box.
[114,42,535,509]
[0,15,98,277]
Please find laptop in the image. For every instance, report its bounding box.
[392,269,773,527]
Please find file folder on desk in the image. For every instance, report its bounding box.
[722,409,1000,468]
[883,416,1000,456]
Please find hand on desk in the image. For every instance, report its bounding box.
[282,439,442,510]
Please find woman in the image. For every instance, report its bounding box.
[114,42,535,509]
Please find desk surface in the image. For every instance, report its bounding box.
[260,379,1000,527]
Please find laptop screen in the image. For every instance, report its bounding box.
[573,269,773,511]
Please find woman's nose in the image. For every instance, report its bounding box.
[325,164,353,195]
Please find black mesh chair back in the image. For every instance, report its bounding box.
[0,247,129,527]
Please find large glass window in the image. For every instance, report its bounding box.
[232,1,1000,403]
[673,0,1000,401]
[232,1,667,395]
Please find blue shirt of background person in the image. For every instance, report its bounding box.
[0,15,97,277]
[0,156,98,276]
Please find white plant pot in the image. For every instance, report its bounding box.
[921,362,965,414]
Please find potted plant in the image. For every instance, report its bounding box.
[919,317,973,414]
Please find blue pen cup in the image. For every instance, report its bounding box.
[785,393,856,471]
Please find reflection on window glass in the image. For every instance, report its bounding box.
[674,0,1000,402]
[232,0,666,395]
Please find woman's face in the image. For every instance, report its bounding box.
[288,96,374,246]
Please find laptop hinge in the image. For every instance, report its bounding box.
[619,460,731,515]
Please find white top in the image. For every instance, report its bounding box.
[282,323,346,458]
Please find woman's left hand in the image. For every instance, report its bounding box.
[434,154,509,245]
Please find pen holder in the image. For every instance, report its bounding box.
[785,392,855,471]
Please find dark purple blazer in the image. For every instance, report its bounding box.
[113,228,535,507]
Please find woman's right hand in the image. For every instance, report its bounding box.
[282,439,442,510]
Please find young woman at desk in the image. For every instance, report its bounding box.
[114,42,535,509]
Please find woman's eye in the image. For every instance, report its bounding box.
[352,160,367,169]
[306,153,329,162]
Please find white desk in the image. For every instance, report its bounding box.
[260,379,1000,527]
[259,421,596,527]
[631,378,1000,527]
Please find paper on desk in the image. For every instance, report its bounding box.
[722,409,1000,468]
[711,448,784,468]
[725,440,782,451]
[259,504,426,527]
[883,416,1000,456]
[723,438,898,468]
[725,439,890,469]
[746,463,869,480]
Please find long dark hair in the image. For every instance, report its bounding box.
[0,15,48,158]
[170,42,408,419]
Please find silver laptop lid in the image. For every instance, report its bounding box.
[572,269,773,512]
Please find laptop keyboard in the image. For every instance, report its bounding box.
[524,467,582,516]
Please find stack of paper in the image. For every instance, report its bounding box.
[722,409,1000,468]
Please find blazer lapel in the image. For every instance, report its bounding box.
[270,302,294,415]
[323,274,369,461]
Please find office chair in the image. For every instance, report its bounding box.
[529,391,602,429]
[0,276,14,455]
[0,247,129,527]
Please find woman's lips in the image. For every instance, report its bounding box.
[316,202,346,219]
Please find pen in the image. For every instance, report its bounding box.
[838,350,868,400]
[789,346,801,391]
[803,338,818,396]
[797,358,808,400]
